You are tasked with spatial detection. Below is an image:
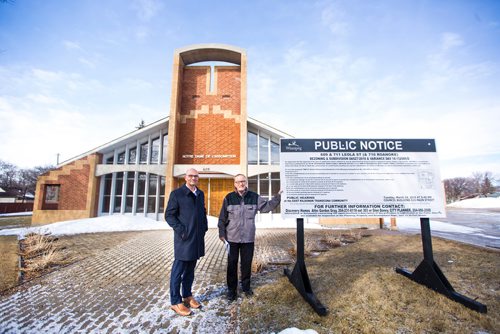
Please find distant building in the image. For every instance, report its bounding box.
[0,187,34,203]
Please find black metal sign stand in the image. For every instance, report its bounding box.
[396,217,487,313]
[284,218,328,316]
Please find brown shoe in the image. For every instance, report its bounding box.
[183,296,201,309]
[170,303,192,316]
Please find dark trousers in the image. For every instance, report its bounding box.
[170,259,197,305]
[227,242,255,293]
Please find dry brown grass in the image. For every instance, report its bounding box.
[239,232,499,333]
[19,232,71,276]
[252,244,271,274]
[289,234,327,257]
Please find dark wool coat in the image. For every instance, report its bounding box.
[165,185,208,261]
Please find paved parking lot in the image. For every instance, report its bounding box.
[0,229,297,334]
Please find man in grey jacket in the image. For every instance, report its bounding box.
[218,173,282,301]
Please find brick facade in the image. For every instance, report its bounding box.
[32,154,100,225]
[176,66,241,165]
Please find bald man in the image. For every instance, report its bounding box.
[165,168,208,316]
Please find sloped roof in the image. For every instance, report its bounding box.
[57,116,291,168]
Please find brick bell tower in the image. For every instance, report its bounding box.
[165,44,247,215]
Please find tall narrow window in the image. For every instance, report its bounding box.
[117,151,125,165]
[161,134,168,164]
[148,174,158,213]
[248,175,258,193]
[137,172,146,213]
[139,142,149,164]
[114,172,124,213]
[271,139,280,165]
[259,173,269,199]
[102,174,112,213]
[128,147,137,164]
[259,134,269,164]
[125,172,135,212]
[248,131,258,165]
[150,137,160,164]
[271,172,281,213]
[159,176,166,213]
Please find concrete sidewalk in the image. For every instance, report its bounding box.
[0,229,296,333]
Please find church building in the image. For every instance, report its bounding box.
[32,44,288,224]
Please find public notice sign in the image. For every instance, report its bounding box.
[280,138,446,218]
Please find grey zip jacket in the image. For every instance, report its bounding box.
[218,189,281,243]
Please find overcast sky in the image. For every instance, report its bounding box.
[1,0,499,180]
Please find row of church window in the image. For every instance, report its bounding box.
[101,172,166,216]
[104,129,279,167]
[247,130,280,165]
[105,134,168,165]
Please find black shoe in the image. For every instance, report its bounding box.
[227,291,237,302]
[243,289,254,297]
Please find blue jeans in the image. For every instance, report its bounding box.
[170,259,197,305]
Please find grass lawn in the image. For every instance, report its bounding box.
[0,216,30,292]
[0,215,32,230]
[240,232,499,333]
[0,236,19,292]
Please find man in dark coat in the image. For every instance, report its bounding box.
[165,168,208,316]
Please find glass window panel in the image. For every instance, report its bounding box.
[271,180,280,195]
[115,173,123,196]
[140,142,148,164]
[136,197,144,213]
[159,176,166,213]
[137,173,146,195]
[126,172,135,196]
[128,147,137,164]
[247,131,258,165]
[259,176,269,196]
[259,135,269,164]
[149,175,158,194]
[271,172,280,180]
[45,185,60,203]
[102,196,110,213]
[104,175,112,194]
[248,176,258,192]
[113,197,122,213]
[161,134,168,163]
[117,151,125,165]
[105,156,114,164]
[125,197,133,213]
[151,137,160,163]
[160,176,165,196]
[271,140,280,165]
[147,197,156,213]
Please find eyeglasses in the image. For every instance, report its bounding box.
[235,180,247,184]
[186,174,199,178]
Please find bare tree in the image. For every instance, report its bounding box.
[479,171,495,196]
[0,160,18,189]
[444,177,477,203]
[0,160,54,198]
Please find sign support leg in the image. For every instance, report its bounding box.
[395,218,487,313]
[284,218,328,316]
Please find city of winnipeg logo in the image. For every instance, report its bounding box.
[285,140,302,151]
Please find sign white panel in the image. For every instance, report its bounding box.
[280,139,446,218]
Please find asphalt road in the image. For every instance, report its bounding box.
[402,208,500,249]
